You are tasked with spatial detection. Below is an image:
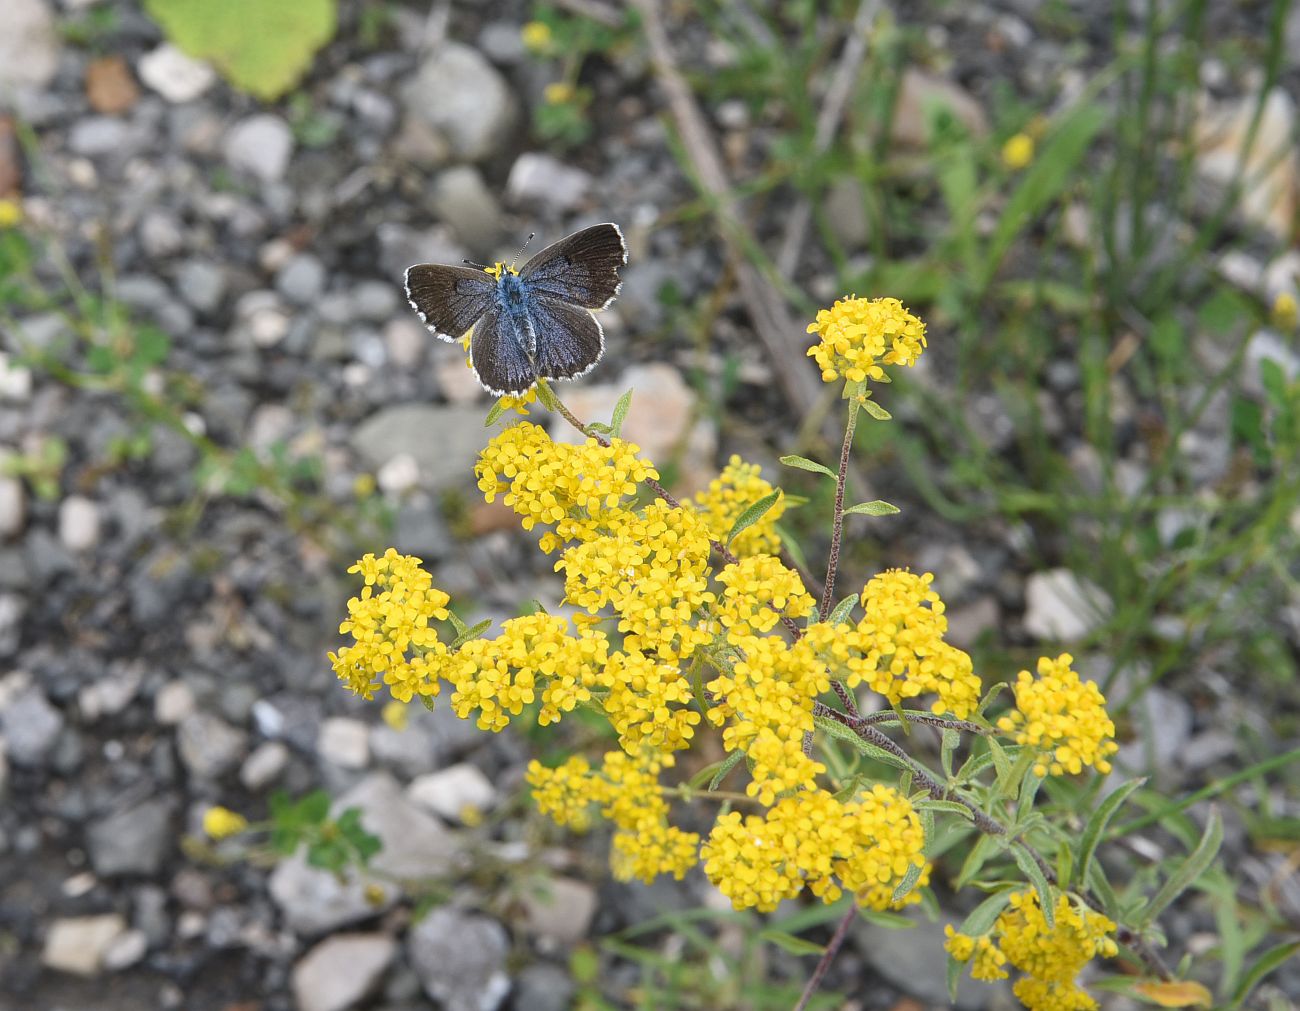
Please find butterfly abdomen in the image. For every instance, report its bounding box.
[494,273,539,357]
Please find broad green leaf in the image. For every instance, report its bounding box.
[779,454,836,478]
[1141,809,1223,927]
[1011,845,1055,928]
[726,489,782,545]
[145,0,337,100]
[759,929,826,956]
[843,500,900,517]
[1077,778,1146,886]
[610,389,633,438]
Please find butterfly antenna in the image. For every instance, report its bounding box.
[511,233,535,269]
[462,258,490,270]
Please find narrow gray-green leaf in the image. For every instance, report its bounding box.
[1011,845,1055,928]
[914,798,975,820]
[484,399,508,427]
[533,379,560,411]
[1077,779,1146,886]
[446,610,468,636]
[759,929,826,956]
[1229,939,1300,1008]
[813,713,911,771]
[449,617,492,649]
[610,389,633,438]
[709,749,746,790]
[955,833,1000,889]
[779,454,836,478]
[1141,809,1223,927]
[827,593,858,626]
[861,399,892,421]
[958,887,1016,938]
[941,728,960,778]
[726,489,782,545]
[843,500,900,517]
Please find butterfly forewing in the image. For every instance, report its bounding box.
[530,296,605,382]
[470,302,539,397]
[404,264,495,340]
[519,223,626,310]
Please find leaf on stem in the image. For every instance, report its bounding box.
[843,500,901,516]
[861,399,892,421]
[726,489,783,545]
[779,454,836,478]
[610,388,633,438]
[1141,808,1223,927]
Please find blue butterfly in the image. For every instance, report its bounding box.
[404,223,627,397]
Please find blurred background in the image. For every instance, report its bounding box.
[0,0,1298,1008]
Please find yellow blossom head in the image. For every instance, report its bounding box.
[521,20,552,53]
[996,654,1118,777]
[806,296,927,384]
[1002,132,1035,170]
[0,198,23,230]
[202,806,248,840]
[1272,291,1298,331]
[544,81,575,106]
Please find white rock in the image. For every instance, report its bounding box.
[520,877,597,946]
[0,0,60,89]
[240,740,289,790]
[0,353,33,401]
[317,717,370,769]
[0,475,25,539]
[892,68,988,149]
[138,43,216,103]
[402,42,518,162]
[506,153,593,213]
[154,680,196,725]
[377,453,421,496]
[1264,250,1300,303]
[407,908,510,1011]
[1244,329,1300,397]
[58,495,101,552]
[430,166,502,255]
[384,318,425,370]
[1023,569,1114,641]
[292,933,397,1011]
[102,928,148,971]
[42,914,127,976]
[224,114,294,183]
[336,772,462,879]
[407,763,496,823]
[79,666,143,721]
[1195,88,1298,239]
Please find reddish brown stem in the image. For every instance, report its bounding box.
[792,904,857,1011]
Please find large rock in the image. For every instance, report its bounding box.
[0,0,60,91]
[430,166,502,258]
[269,854,397,935]
[1023,569,1114,642]
[854,909,1009,1008]
[407,907,510,1011]
[1,688,64,766]
[407,763,496,823]
[335,772,462,879]
[402,42,517,162]
[292,933,397,1011]
[42,914,128,977]
[351,404,488,489]
[88,799,171,877]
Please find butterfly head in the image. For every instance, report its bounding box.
[484,261,519,281]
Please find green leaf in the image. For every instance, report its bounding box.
[533,378,560,411]
[1141,809,1223,927]
[854,907,915,929]
[709,749,746,790]
[827,593,858,626]
[914,798,975,820]
[299,790,331,825]
[1077,779,1146,887]
[940,728,960,778]
[1011,846,1055,928]
[1229,940,1300,1008]
[144,0,337,101]
[726,489,782,545]
[843,500,900,517]
[449,618,491,649]
[759,929,826,957]
[954,833,1000,889]
[860,399,892,421]
[686,750,744,791]
[812,713,911,772]
[778,454,836,478]
[610,389,633,438]
[484,399,509,427]
[891,859,927,905]
[446,610,468,636]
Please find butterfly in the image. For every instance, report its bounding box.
[404,223,627,397]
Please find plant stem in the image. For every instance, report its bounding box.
[792,904,857,1011]
[819,395,861,621]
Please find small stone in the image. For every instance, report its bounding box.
[0,0,60,90]
[823,177,869,248]
[1195,88,1298,239]
[69,117,131,158]
[176,259,226,313]
[520,877,597,946]
[138,43,216,103]
[89,799,170,877]
[384,318,425,369]
[430,166,502,257]
[511,964,576,1011]
[236,291,293,349]
[43,914,127,977]
[377,453,421,496]
[352,280,399,322]
[944,596,999,650]
[79,666,143,721]
[154,680,196,725]
[402,42,518,162]
[1,688,64,766]
[102,928,148,971]
[177,712,247,780]
[139,210,184,258]
[337,772,462,879]
[225,114,294,183]
[85,55,139,115]
[407,763,496,823]
[269,855,398,935]
[0,352,33,401]
[0,476,25,539]
[505,153,592,213]
[317,716,370,769]
[407,907,510,1011]
[1023,569,1114,642]
[892,68,989,148]
[292,934,397,1011]
[241,740,290,790]
[58,495,100,552]
[276,253,328,305]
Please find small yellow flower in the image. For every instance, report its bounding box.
[0,198,22,229]
[352,473,376,499]
[1002,132,1035,170]
[202,806,248,840]
[544,81,575,106]
[521,20,552,53]
[380,700,409,731]
[1272,291,1298,331]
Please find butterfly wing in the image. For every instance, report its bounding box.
[404,264,496,341]
[470,301,539,396]
[518,223,627,310]
[529,296,605,382]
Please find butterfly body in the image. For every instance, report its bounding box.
[404,223,627,397]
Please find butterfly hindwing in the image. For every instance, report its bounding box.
[470,301,539,397]
[530,296,605,382]
[519,223,626,310]
[404,264,496,341]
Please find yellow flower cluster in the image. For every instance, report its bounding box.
[997,655,1118,777]
[691,455,786,556]
[806,295,927,384]
[701,786,927,912]
[946,891,1117,1011]
[476,421,658,549]
[202,806,248,840]
[558,500,716,660]
[449,614,610,731]
[527,750,700,882]
[601,649,701,754]
[329,549,450,703]
[706,635,829,804]
[715,554,815,639]
[805,569,981,717]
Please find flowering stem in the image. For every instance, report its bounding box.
[818,395,861,622]
[792,904,857,1011]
